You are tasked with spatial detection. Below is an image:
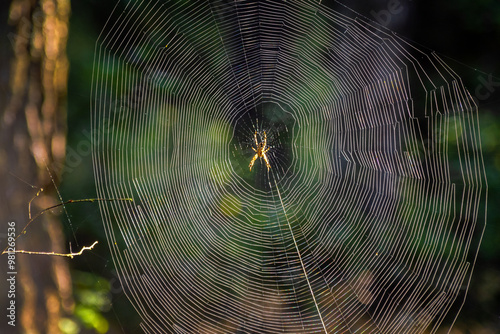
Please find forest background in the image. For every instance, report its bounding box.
[0,0,499,333]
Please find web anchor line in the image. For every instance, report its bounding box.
[270,173,328,334]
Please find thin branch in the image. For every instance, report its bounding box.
[1,197,133,255]
[28,187,44,219]
[3,241,99,259]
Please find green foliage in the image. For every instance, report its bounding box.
[67,270,112,334]
[59,317,80,334]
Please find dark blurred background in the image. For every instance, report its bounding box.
[1,0,499,333]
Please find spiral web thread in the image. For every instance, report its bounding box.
[91,0,487,333]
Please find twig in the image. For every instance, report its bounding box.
[3,241,99,259]
[28,187,44,219]
[1,197,133,255]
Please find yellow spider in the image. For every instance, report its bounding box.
[249,131,271,171]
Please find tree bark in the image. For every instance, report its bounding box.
[1,0,72,332]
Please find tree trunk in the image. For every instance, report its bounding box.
[1,0,72,332]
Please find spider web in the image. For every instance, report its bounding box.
[91,0,487,333]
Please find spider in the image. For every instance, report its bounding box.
[249,131,271,171]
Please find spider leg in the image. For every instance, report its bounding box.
[263,131,267,148]
[262,152,271,171]
[263,147,270,154]
[252,147,257,152]
[254,131,259,147]
[249,153,259,171]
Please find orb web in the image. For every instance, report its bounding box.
[91,0,487,333]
